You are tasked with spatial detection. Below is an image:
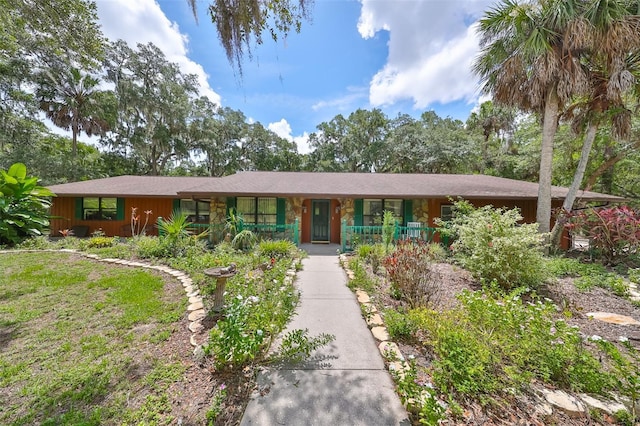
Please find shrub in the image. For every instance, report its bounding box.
[258,239,297,259]
[410,290,609,397]
[87,236,118,248]
[545,256,607,278]
[232,229,257,251]
[383,239,441,308]
[449,203,547,290]
[205,296,266,370]
[382,210,396,253]
[565,206,640,265]
[0,163,54,246]
[357,243,386,273]
[383,309,417,339]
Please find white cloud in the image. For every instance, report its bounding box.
[358,0,493,110]
[268,119,311,154]
[311,86,368,112]
[96,0,221,105]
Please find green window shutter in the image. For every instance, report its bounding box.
[276,198,286,225]
[172,199,181,213]
[403,200,413,225]
[226,197,236,216]
[354,199,363,226]
[75,197,84,219]
[116,198,125,220]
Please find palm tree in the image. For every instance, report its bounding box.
[474,0,591,234]
[37,67,111,156]
[547,1,640,245]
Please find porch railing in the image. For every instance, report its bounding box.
[157,218,300,246]
[340,219,447,252]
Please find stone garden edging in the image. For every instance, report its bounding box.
[337,253,637,421]
[1,249,302,359]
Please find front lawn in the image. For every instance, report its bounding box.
[0,251,186,425]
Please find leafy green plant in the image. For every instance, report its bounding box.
[0,163,54,246]
[391,360,446,426]
[87,236,117,248]
[383,309,417,339]
[545,256,607,278]
[205,296,266,370]
[270,329,335,365]
[224,208,244,237]
[157,209,190,240]
[382,210,396,253]
[593,336,640,422]
[449,203,547,290]
[382,239,441,308]
[574,273,630,297]
[232,229,257,251]
[409,289,608,399]
[258,239,297,259]
[206,384,227,425]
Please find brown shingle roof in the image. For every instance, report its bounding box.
[47,172,624,202]
[178,171,624,202]
[47,175,216,197]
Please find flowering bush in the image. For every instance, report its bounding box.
[565,205,640,265]
[382,239,441,308]
[449,204,547,290]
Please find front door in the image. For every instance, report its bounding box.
[311,200,330,242]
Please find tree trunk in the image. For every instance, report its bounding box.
[537,87,560,236]
[583,138,640,191]
[550,122,598,247]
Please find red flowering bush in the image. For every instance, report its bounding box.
[565,205,640,265]
[382,239,441,308]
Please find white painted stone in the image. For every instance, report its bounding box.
[535,402,554,417]
[184,286,194,294]
[587,312,640,325]
[355,290,370,304]
[378,341,404,361]
[187,301,204,311]
[371,326,390,342]
[189,334,199,347]
[579,394,626,415]
[188,309,206,321]
[188,296,202,304]
[187,291,200,298]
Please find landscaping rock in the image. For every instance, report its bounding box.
[189,321,204,333]
[355,290,370,304]
[188,309,206,322]
[586,312,640,325]
[578,394,626,415]
[366,313,384,328]
[188,296,202,304]
[534,386,587,418]
[378,341,404,361]
[371,326,389,342]
[187,301,204,311]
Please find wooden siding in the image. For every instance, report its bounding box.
[50,197,175,237]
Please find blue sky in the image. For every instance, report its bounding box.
[94,0,494,153]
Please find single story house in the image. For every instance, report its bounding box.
[47,171,623,247]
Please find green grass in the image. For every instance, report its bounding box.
[0,252,186,425]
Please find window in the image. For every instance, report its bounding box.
[83,197,117,220]
[363,199,403,226]
[180,199,210,223]
[236,197,277,224]
[440,205,453,222]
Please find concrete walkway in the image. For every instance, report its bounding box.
[240,254,410,425]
